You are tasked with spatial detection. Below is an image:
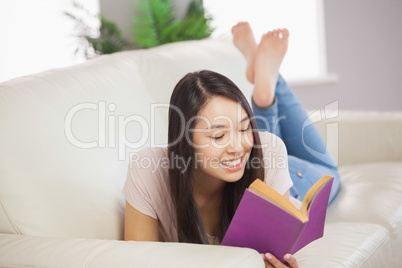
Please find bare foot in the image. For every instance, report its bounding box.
[231,22,257,84]
[253,28,289,108]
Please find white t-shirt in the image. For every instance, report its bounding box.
[122,131,293,244]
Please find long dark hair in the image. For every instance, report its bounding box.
[168,70,265,244]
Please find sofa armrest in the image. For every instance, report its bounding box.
[0,233,263,268]
[314,110,402,166]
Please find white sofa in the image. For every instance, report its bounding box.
[1,38,401,268]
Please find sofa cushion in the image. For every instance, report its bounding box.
[0,233,264,268]
[295,222,391,267]
[327,162,402,266]
[0,54,166,240]
[313,110,402,166]
[116,38,254,113]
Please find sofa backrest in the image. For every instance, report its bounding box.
[0,51,165,240]
[0,38,253,240]
[128,38,252,105]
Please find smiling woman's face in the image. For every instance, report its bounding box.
[191,95,254,184]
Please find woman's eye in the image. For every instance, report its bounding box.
[240,126,250,132]
[211,134,224,140]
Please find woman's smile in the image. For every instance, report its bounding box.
[220,156,244,171]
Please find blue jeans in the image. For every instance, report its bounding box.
[252,75,340,205]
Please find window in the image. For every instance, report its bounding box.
[0,0,99,83]
[203,0,334,85]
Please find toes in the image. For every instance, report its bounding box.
[272,28,290,39]
[231,22,243,33]
[231,24,239,33]
[261,33,269,41]
[261,28,290,41]
[261,30,274,41]
[266,29,280,38]
[231,21,250,34]
[281,28,289,39]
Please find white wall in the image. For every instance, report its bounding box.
[0,0,99,82]
[292,0,402,111]
[99,0,402,111]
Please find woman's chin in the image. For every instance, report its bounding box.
[220,167,247,183]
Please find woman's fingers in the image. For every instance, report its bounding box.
[263,253,299,268]
[264,253,286,267]
[283,254,298,268]
[261,254,274,268]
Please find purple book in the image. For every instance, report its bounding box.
[221,176,334,260]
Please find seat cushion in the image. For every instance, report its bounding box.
[295,222,391,268]
[0,233,264,268]
[326,162,402,266]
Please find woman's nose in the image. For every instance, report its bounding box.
[226,134,243,153]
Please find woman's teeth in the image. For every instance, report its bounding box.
[221,158,241,167]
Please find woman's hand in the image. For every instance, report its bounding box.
[261,253,298,268]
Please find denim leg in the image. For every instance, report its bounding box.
[251,75,340,204]
[288,156,340,205]
[251,97,282,138]
[275,75,337,169]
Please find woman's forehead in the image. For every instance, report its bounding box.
[195,96,249,128]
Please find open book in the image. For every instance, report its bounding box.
[221,175,334,260]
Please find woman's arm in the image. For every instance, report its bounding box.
[124,201,159,241]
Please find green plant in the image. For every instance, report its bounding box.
[65,2,133,59]
[133,0,214,48]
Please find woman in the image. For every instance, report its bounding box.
[123,22,340,267]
